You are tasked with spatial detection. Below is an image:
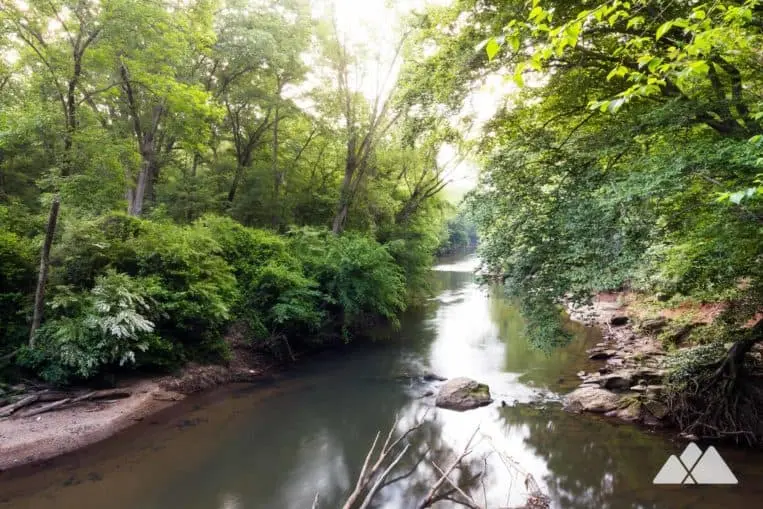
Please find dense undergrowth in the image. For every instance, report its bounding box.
[0,210,427,385]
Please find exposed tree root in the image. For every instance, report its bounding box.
[666,320,763,445]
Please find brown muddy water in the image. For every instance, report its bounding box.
[1,255,761,508]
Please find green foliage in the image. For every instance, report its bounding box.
[19,270,163,383]
[196,215,324,344]
[0,229,36,352]
[436,208,478,256]
[0,0,453,383]
[290,228,407,335]
[401,0,763,349]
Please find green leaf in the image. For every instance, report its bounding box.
[656,21,673,40]
[729,191,745,205]
[486,38,501,61]
[607,65,629,81]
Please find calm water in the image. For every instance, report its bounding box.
[1,255,761,508]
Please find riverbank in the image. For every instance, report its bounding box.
[563,292,762,439]
[564,293,672,427]
[0,335,273,471]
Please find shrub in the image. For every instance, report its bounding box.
[196,215,324,344]
[289,228,407,336]
[19,271,163,383]
[50,213,238,363]
[0,230,36,352]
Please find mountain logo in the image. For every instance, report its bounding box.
[653,443,738,485]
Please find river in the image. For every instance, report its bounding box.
[1,254,761,508]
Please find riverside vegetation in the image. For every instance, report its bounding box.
[0,0,464,391]
[439,0,762,443]
[1,0,762,458]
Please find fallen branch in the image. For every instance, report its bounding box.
[13,389,132,418]
[0,394,39,417]
[420,427,481,509]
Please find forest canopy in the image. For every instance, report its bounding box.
[0,0,463,383]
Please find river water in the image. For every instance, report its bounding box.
[1,254,761,508]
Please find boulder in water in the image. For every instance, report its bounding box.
[564,386,620,413]
[435,377,492,411]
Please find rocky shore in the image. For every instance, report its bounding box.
[563,294,674,428]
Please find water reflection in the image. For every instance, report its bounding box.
[2,254,762,509]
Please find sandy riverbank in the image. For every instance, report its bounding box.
[0,334,271,471]
[0,380,184,471]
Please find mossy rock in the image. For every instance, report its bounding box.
[435,377,492,411]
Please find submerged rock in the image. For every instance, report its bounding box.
[435,377,492,411]
[564,387,620,413]
[610,315,629,326]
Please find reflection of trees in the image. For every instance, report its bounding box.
[486,289,602,390]
[496,405,666,509]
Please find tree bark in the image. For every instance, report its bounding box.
[271,102,281,228]
[29,196,60,347]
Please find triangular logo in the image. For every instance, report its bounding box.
[653,455,688,484]
[690,446,739,484]
[653,443,738,485]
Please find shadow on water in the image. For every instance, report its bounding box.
[1,253,762,509]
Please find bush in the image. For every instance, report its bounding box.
[49,213,237,365]
[289,228,407,336]
[196,215,324,344]
[19,271,164,383]
[0,230,36,352]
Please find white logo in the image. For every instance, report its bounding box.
[653,443,738,485]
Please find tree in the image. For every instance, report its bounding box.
[405,0,763,439]
[318,18,408,233]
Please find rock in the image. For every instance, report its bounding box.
[640,317,668,333]
[643,414,665,427]
[655,292,671,302]
[605,401,642,422]
[610,315,629,326]
[588,349,617,360]
[630,384,665,396]
[576,371,587,379]
[564,387,620,413]
[598,371,636,391]
[662,323,699,345]
[563,399,584,414]
[644,400,669,420]
[435,378,492,411]
[634,367,667,385]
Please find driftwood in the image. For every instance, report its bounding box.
[0,389,132,419]
[0,394,40,417]
[334,416,549,509]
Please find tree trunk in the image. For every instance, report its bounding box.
[228,164,243,203]
[271,104,281,228]
[332,159,356,234]
[30,196,60,346]
[129,163,150,216]
[332,201,350,234]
